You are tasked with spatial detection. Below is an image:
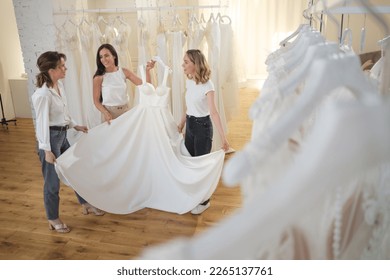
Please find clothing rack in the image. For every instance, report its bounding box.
[0,93,17,130]
[327,5,390,14]
[53,4,229,15]
[309,1,390,44]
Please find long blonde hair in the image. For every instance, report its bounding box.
[185,49,211,84]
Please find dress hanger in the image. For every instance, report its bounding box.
[152,56,172,74]
[360,14,367,53]
[137,10,145,29]
[267,28,324,73]
[171,14,183,32]
[279,23,310,47]
[278,41,341,96]
[282,30,326,73]
[199,12,207,25]
[339,28,353,52]
[98,15,108,25]
[208,12,216,23]
[78,10,90,27]
[114,15,128,27]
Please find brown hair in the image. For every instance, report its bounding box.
[35,51,66,88]
[185,49,211,84]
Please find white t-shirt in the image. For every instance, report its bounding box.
[101,68,128,106]
[185,79,214,117]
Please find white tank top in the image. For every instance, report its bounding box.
[101,68,128,106]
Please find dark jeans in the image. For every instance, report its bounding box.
[38,129,86,220]
[185,115,213,157]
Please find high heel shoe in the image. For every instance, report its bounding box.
[82,203,105,216]
[48,220,71,233]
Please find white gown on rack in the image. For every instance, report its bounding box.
[78,25,102,128]
[156,31,169,87]
[169,30,186,124]
[113,21,134,107]
[55,65,225,214]
[205,19,228,152]
[219,20,239,122]
[58,27,84,145]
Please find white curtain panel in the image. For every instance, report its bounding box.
[228,0,309,81]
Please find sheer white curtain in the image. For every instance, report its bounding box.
[228,0,310,82]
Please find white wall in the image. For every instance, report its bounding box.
[0,0,25,120]
[12,0,56,122]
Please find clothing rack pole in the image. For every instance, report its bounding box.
[309,0,315,27]
[0,93,17,130]
[339,13,344,44]
[53,4,229,15]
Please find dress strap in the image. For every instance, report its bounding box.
[152,56,172,87]
[162,66,169,87]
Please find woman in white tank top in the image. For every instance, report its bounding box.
[93,44,155,123]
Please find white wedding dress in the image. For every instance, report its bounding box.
[55,65,225,214]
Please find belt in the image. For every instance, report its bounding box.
[49,125,69,131]
[186,115,210,121]
[105,105,128,110]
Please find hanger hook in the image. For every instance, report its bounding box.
[356,0,389,36]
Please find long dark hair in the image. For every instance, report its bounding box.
[36,51,66,88]
[93,43,119,78]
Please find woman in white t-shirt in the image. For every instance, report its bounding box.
[178,49,230,214]
[93,43,155,123]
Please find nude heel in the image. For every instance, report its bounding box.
[82,203,105,216]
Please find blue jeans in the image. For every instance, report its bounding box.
[38,129,86,220]
[185,115,213,156]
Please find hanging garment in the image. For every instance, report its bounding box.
[134,19,152,106]
[205,20,228,152]
[169,30,186,124]
[112,21,134,107]
[92,20,106,51]
[58,27,85,145]
[219,21,239,122]
[187,17,206,51]
[113,21,133,70]
[156,31,169,87]
[55,65,225,214]
[78,25,102,129]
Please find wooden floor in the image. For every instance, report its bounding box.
[0,87,259,260]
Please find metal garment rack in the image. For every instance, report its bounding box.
[310,2,390,43]
[0,93,17,130]
[53,4,229,15]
